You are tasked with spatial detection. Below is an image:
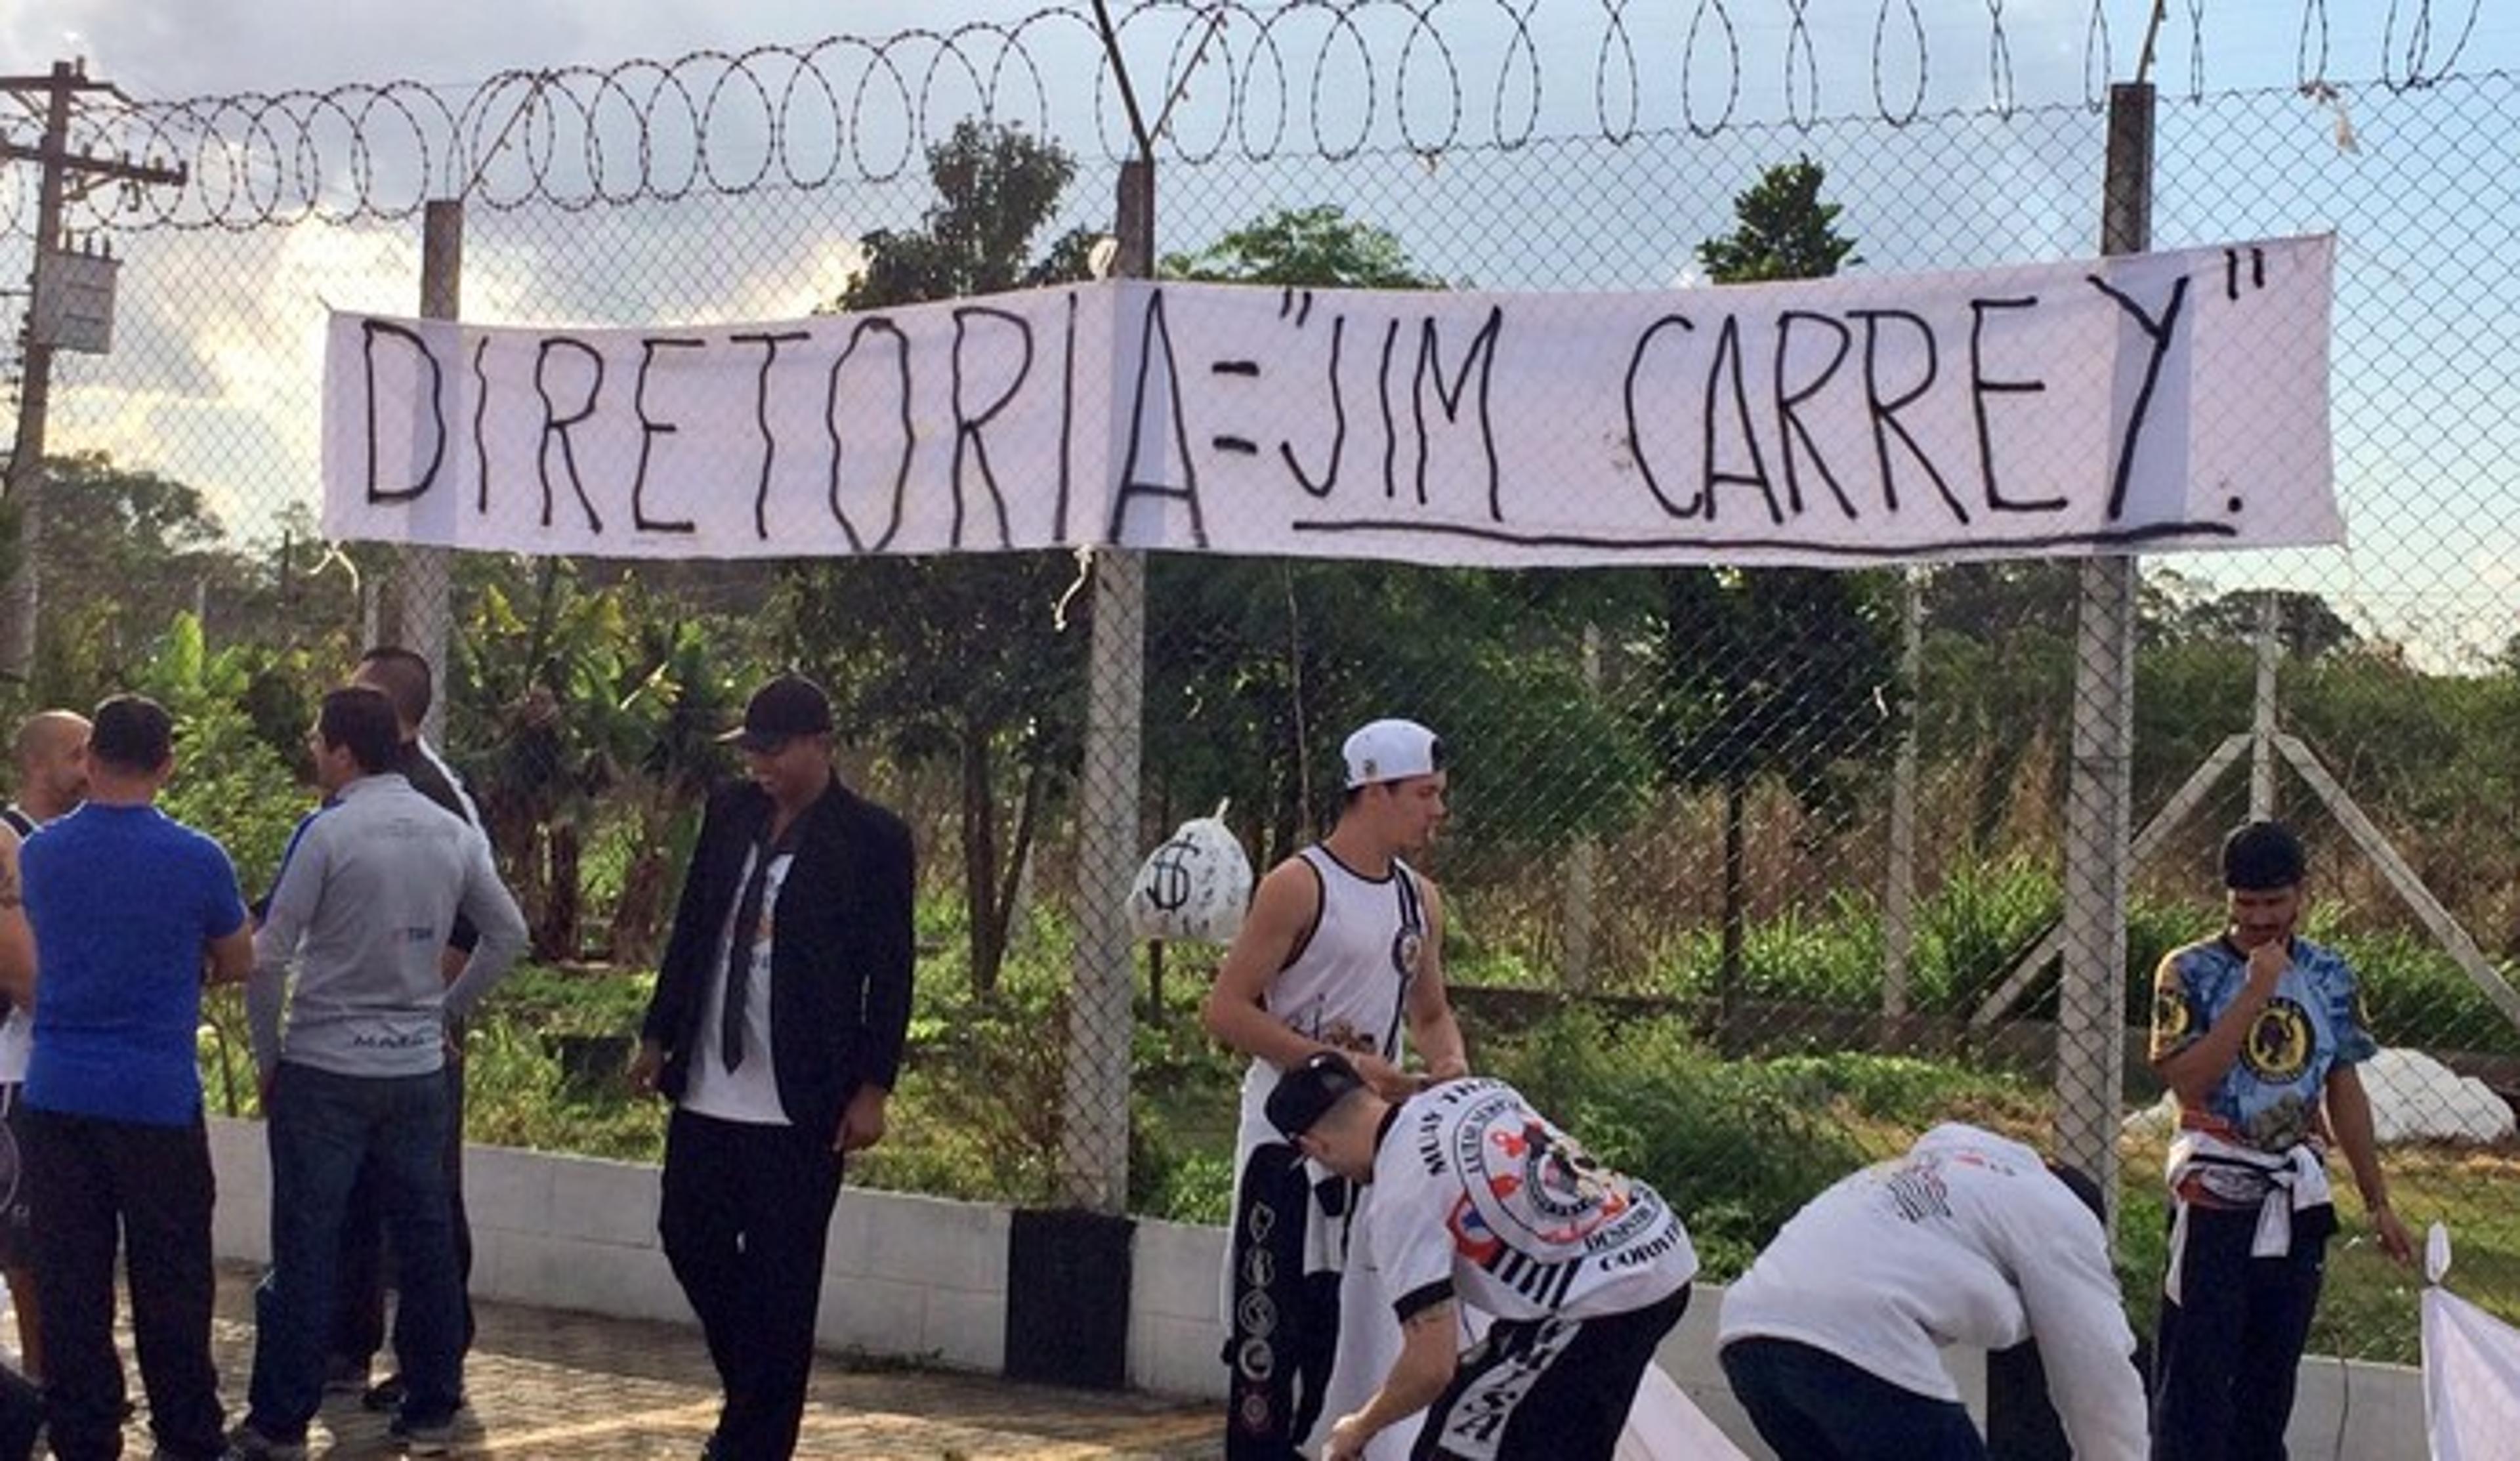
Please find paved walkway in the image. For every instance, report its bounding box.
[102,1267,1223,1459]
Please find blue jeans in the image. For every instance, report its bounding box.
[247,1064,463,1441]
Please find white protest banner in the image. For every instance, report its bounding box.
[323,234,2338,567]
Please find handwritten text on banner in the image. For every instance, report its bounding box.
[323,235,2337,567]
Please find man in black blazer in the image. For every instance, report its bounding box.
[630,674,915,1461]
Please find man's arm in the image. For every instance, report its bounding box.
[204,923,255,986]
[0,827,33,1007]
[2152,942,2282,1109]
[442,834,530,1022]
[2004,1197,2149,1461]
[838,811,917,1154]
[248,820,329,1073]
[633,794,727,1093]
[1404,878,1467,1082]
[1324,1300,1460,1461]
[2325,1062,2413,1263]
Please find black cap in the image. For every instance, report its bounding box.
[721,674,833,753]
[1265,1051,1371,1141]
[2221,820,2306,891]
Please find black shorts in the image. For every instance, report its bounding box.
[1413,1284,1690,1461]
[0,1086,29,1271]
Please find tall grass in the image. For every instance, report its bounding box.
[1454,855,2520,1057]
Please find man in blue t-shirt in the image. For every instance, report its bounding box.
[19,694,255,1461]
[2146,819,2412,1461]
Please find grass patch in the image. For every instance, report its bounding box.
[2114,1135,2520,1365]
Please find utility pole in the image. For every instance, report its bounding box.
[1,59,186,679]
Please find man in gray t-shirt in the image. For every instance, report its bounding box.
[230,687,526,1460]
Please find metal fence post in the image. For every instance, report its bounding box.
[2249,594,2280,821]
[396,199,461,742]
[1055,156,1152,1214]
[2055,80,2154,1228]
[1561,620,1602,992]
[1880,570,1923,1046]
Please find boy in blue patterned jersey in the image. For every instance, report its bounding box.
[2145,819,2411,1461]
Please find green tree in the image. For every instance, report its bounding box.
[1162,205,1438,288]
[2141,576,2361,661]
[843,119,1088,307]
[1655,159,1899,1047]
[138,613,310,895]
[1693,157,1862,283]
[800,119,1093,997]
[1142,207,1444,864]
[450,560,747,962]
[1139,209,1654,893]
[16,453,249,704]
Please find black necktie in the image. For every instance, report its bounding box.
[721,819,798,1071]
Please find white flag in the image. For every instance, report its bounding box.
[1616,1363,1753,1461]
[2424,1225,2520,1459]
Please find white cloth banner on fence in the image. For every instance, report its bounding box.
[2425,1223,2520,1460]
[323,235,2338,568]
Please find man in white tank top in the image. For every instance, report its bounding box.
[1202,718,1470,1461]
[0,708,85,1385]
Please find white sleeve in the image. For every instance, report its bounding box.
[1999,1184,2149,1461]
[1367,1164,1458,1321]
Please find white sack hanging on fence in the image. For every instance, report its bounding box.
[1127,805,1253,944]
[2423,1223,2520,1460]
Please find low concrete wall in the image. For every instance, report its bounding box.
[202,1120,2428,1458]
[207,1117,1009,1372]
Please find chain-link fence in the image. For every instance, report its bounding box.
[6,3,2518,1366]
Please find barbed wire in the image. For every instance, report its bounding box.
[0,0,2493,237]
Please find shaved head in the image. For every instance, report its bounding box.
[13,711,87,769]
[11,709,92,821]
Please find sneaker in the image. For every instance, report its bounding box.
[388,1409,457,1456]
[222,1424,309,1461]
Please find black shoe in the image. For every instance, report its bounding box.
[386,1408,455,1457]
[219,1422,310,1460]
[323,1354,371,1397]
[361,1374,406,1412]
